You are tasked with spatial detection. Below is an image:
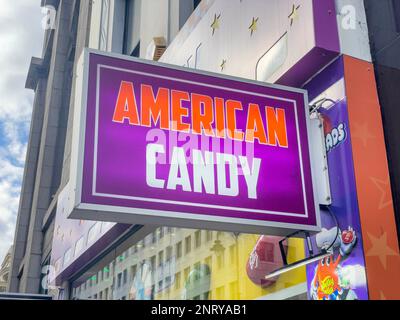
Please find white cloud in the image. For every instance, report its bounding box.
[0,0,44,264]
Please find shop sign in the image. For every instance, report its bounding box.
[67,49,320,235]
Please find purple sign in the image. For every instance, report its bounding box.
[68,49,320,235]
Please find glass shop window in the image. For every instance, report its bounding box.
[70,227,308,300]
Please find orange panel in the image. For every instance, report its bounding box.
[343,55,400,300]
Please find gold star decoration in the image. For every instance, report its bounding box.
[288,4,301,26]
[352,122,375,147]
[370,177,393,210]
[248,17,259,36]
[366,232,398,270]
[220,59,227,72]
[210,13,221,35]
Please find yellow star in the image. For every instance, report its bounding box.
[248,17,259,36]
[288,4,301,26]
[366,232,398,270]
[370,177,393,210]
[210,13,221,35]
[352,122,375,147]
[220,59,227,72]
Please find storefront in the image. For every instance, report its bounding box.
[45,0,399,300]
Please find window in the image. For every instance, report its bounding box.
[117,273,122,288]
[185,236,191,254]
[175,272,181,289]
[123,269,128,285]
[150,256,156,272]
[206,231,213,242]
[159,227,165,239]
[204,256,212,275]
[166,246,173,261]
[123,0,142,56]
[195,231,201,248]
[176,241,182,258]
[158,251,164,267]
[194,0,201,10]
[130,265,137,281]
[184,267,190,280]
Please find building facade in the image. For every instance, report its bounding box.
[0,247,12,293]
[9,0,400,300]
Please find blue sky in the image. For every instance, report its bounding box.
[0,0,44,263]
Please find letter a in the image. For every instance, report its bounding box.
[113,81,140,125]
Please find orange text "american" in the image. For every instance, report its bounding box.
[112,81,289,147]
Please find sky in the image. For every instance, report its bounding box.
[0,0,44,264]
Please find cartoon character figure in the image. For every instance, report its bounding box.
[310,227,357,300]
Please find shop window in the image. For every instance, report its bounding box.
[70,228,308,300]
